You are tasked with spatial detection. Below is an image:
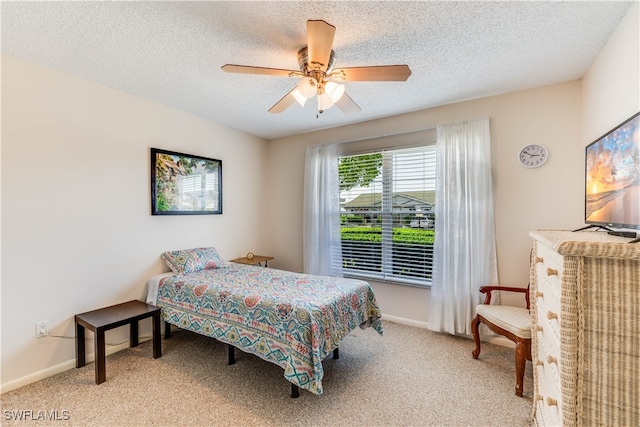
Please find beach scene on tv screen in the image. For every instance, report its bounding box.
[585,114,640,226]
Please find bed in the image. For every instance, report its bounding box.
[146,247,383,396]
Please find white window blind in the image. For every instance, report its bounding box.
[176,173,220,211]
[338,145,437,287]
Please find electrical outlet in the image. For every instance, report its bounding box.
[36,320,49,338]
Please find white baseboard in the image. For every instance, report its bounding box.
[381,314,515,349]
[381,314,430,329]
[0,337,150,394]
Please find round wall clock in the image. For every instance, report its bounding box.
[518,144,548,168]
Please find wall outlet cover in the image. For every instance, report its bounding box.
[36,320,49,338]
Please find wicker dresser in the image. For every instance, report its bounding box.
[529,230,640,427]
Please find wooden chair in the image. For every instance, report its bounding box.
[471,284,531,397]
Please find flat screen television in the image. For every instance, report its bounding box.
[584,111,640,233]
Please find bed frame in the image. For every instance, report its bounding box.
[164,321,339,398]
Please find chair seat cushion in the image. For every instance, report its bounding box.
[476,305,531,338]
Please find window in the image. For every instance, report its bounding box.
[176,173,220,211]
[338,145,437,287]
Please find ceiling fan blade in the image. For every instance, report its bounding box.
[331,65,412,81]
[268,88,298,114]
[306,20,336,71]
[335,92,361,115]
[222,64,299,77]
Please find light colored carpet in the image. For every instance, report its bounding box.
[1,321,533,426]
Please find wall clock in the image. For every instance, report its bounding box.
[518,144,548,168]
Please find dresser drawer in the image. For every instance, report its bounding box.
[534,275,561,341]
[534,293,563,427]
[534,363,562,427]
[534,244,563,290]
[535,325,561,395]
[536,315,560,360]
[538,395,562,427]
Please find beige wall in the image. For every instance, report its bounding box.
[1,55,269,391]
[582,1,639,142]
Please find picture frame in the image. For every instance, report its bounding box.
[150,148,222,215]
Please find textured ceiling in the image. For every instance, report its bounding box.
[1,1,633,140]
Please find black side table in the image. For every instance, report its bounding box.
[75,300,161,384]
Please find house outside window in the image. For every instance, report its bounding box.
[337,145,436,287]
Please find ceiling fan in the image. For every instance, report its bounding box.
[221,20,412,116]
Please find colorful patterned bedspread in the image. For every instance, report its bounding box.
[156,264,383,395]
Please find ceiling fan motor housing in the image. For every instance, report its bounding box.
[298,47,336,75]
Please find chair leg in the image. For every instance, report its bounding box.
[471,315,481,359]
[514,338,528,397]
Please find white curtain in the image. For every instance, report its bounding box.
[303,144,343,277]
[428,118,498,335]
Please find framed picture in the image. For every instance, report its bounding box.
[150,148,222,215]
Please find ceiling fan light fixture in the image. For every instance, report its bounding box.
[324,81,345,103]
[291,88,307,107]
[297,77,317,98]
[317,92,335,112]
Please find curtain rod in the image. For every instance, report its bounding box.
[328,116,488,146]
[333,126,436,146]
